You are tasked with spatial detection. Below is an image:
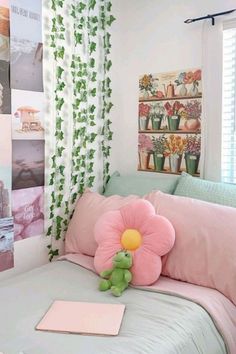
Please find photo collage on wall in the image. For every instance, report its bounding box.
[138,69,202,176]
[0,0,44,272]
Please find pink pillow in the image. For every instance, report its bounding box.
[65,190,139,256]
[146,191,236,305]
[94,200,175,286]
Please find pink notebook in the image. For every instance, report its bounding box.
[36,300,125,336]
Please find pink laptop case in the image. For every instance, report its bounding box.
[36,300,125,336]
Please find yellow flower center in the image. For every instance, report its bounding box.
[121,229,142,251]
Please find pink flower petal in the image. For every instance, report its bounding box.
[131,248,162,285]
[140,215,175,256]
[94,210,125,246]
[94,244,119,274]
[94,210,128,274]
[120,200,155,230]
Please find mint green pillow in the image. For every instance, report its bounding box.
[174,172,236,207]
[104,171,179,197]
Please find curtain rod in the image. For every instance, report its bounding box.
[184,9,236,26]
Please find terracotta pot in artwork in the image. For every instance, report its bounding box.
[184,118,200,131]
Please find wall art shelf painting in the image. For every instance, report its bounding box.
[138,69,202,176]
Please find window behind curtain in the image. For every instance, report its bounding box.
[222,22,236,184]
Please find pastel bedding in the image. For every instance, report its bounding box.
[0,260,228,354]
[1,180,236,353]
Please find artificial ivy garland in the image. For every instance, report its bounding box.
[47,0,114,261]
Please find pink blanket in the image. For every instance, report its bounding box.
[59,253,236,354]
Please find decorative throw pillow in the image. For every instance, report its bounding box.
[65,190,139,256]
[146,190,236,305]
[94,199,175,286]
[104,171,179,196]
[174,172,236,208]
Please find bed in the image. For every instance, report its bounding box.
[0,258,230,354]
[1,176,236,354]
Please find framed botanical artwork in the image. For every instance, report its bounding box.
[138,69,202,176]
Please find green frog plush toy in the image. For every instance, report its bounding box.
[99,250,132,297]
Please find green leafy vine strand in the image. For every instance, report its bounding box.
[47,0,114,261]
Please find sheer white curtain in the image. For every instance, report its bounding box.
[202,14,236,182]
[222,20,236,184]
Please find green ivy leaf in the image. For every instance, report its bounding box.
[56,82,65,91]
[89,42,96,53]
[90,26,98,36]
[51,192,56,203]
[72,193,77,204]
[78,2,86,13]
[88,175,95,187]
[72,175,78,185]
[57,46,65,59]
[89,104,96,113]
[55,97,64,110]
[65,201,69,215]
[90,88,96,97]
[57,14,64,25]
[49,248,59,261]
[56,195,63,207]
[107,1,112,12]
[49,172,55,185]
[88,149,96,159]
[106,59,112,71]
[107,15,115,26]
[89,58,95,68]
[55,131,64,140]
[75,32,83,45]
[89,132,97,142]
[46,226,52,236]
[51,155,56,168]
[57,146,65,157]
[56,116,63,130]
[59,165,65,176]
[88,0,96,10]
[87,162,94,173]
[106,102,114,113]
[56,66,64,79]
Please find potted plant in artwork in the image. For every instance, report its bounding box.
[184,70,201,96]
[184,135,201,175]
[149,103,165,130]
[164,101,185,131]
[139,74,156,99]
[175,72,188,96]
[151,135,168,172]
[182,100,201,131]
[139,103,151,131]
[165,135,186,173]
[138,134,153,170]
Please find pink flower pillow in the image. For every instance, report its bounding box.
[94,200,175,286]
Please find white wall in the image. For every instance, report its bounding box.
[110,0,236,180]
